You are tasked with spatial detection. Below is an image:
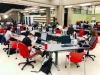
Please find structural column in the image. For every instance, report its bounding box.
[46,7,50,24]
[56,6,64,25]
[67,8,73,26]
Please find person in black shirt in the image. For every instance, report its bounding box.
[22,31,45,57]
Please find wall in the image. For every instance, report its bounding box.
[72,14,100,24]
[87,14,100,22]
[72,14,87,24]
[0,11,19,22]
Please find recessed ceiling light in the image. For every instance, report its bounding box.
[65,6,72,8]
[80,3,91,6]
[51,8,55,9]
[39,9,46,11]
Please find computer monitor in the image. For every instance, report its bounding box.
[73,24,77,29]
[61,36,71,44]
[16,29,21,35]
[41,32,47,41]
[1,22,4,25]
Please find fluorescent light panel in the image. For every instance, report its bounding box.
[51,8,55,9]
[65,6,72,8]
[39,9,46,11]
[80,3,91,6]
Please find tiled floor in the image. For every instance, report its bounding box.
[0,37,100,75]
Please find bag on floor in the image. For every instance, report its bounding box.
[31,55,53,75]
[6,48,17,55]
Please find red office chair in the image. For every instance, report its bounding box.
[29,24,32,26]
[63,25,66,29]
[65,52,86,75]
[11,27,15,32]
[0,28,4,33]
[78,29,84,37]
[18,42,37,70]
[55,30,62,34]
[3,40,10,52]
[85,36,98,61]
[96,32,98,43]
[20,26,24,31]
[8,41,18,59]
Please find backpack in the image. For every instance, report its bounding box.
[6,48,18,55]
[31,56,53,75]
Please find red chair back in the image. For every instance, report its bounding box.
[95,25,100,28]
[0,28,4,33]
[78,29,84,37]
[69,52,85,63]
[63,25,66,29]
[20,26,24,31]
[18,42,29,58]
[29,24,32,26]
[55,30,62,34]
[10,41,17,49]
[11,27,14,32]
[96,32,98,43]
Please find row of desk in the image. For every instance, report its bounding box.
[14,31,89,71]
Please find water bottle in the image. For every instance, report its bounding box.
[44,42,48,50]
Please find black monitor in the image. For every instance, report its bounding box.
[61,35,71,44]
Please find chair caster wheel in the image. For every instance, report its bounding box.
[8,56,10,57]
[32,66,34,68]
[65,66,67,68]
[15,58,17,59]
[34,61,36,63]
[18,64,20,66]
[77,66,80,68]
[94,56,96,58]
[21,68,23,70]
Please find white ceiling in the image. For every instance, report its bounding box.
[0,0,58,7]
[0,0,100,8]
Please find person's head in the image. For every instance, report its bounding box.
[28,31,35,38]
[89,29,96,37]
[56,28,60,30]
[70,24,73,27]
[7,26,12,31]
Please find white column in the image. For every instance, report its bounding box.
[57,5,64,26]
[67,8,73,26]
[46,7,50,24]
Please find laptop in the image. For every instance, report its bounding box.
[41,32,47,41]
[73,24,77,29]
[61,36,73,47]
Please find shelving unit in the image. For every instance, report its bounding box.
[33,16,54,25]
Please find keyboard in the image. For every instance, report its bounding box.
[61,44,73,47]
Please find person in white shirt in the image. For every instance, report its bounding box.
[42,22,46,29]
[91,21,95,28]
[42,22,45,27]
[5,26,17,41]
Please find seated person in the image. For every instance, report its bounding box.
[67,24,74,35]
[22,31,45,57]
[78,29,96,52]
[1,26,18,44]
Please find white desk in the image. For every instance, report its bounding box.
[14,35,25,41]
[38,44,88,71]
